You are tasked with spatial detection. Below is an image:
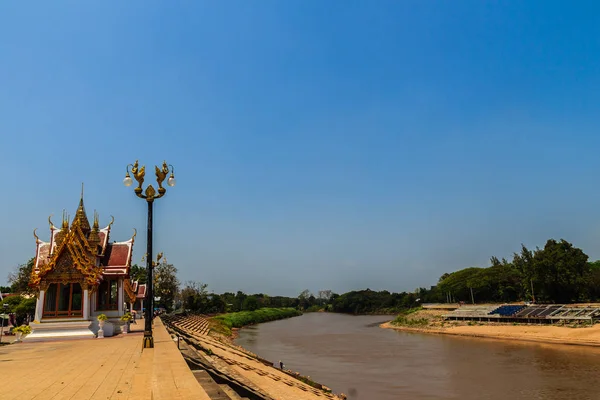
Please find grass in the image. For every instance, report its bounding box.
[391,307,430,327]
[211,308,302,336]
[392,317,430,327]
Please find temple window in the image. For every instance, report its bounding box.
[97,279,118,310]
[43,283,83,318]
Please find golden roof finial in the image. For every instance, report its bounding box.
[48,214,55,229]
[92,210,99,230]
[33,228,40,242]
[107,215,115,230]
[72,185,91,232]
[61,209,69,229]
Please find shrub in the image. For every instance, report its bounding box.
[211,308,302,335]
[392,317,429,327]
[13,325,32,334]
[0,296,36,326]
[120,312,133,322]
[305,305,322,312]
[97,314,108,322]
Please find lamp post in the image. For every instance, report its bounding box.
[0,303,8,344]
[124,160,176,349]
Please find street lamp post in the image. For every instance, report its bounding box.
[124,160,176,349]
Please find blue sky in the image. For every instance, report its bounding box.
[2,1,600,296]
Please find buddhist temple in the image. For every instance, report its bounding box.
[28,192,146,338]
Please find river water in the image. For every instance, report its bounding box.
[235,313,600,400]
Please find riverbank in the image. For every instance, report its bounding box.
[381,308,600,347]
[211,308,302,336]
[163,313,341,399]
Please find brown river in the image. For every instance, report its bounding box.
[235,313,600,400]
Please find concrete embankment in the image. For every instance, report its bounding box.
[163,314,342,400]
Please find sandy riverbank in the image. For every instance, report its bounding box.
[380,309,600,347]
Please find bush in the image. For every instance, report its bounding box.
[0,296,36,326]
[120,312,133,322]
[13,325,31,334]
[305,305,322,312]
[392,317,429,327]
[211,308,302,335]
[97,314,108,322]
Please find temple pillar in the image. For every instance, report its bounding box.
[34,290,45,322]
[83,289,89,320]
[118,279,124,315]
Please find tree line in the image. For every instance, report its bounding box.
[436,239,596,304]
[4,238,600,315]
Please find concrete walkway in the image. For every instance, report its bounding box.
[0,318,211,400]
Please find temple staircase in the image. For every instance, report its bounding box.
[25,320,96,341]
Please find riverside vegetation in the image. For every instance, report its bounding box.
[6,238,600,319]
[211,308,302,336]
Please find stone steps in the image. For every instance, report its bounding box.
[219,384,249,400]
[192,370,235,400]
[25,320,96,341]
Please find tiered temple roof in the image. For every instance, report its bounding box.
[30,194,136,290]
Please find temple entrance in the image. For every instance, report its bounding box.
[43,283,83,318]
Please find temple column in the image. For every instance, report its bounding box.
[118,280,124,316]
[34,290,45,322]
[83,289,89,320]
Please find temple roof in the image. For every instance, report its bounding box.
[137,284,147,299]
[101,238,135,276]
[72,198,91,234]
[30,192,135,288]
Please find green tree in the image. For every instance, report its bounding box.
[130,264,147,284]
[235,291,247,312]
[586,261,600,301]
[180,281,209,312]
[0,296,35,325]
[208,294,226,313]
[298,289,312,310]
[437,267,482,302]
[242,296,259,311]
[154,262,180,312]
[530,239,589,303]
[8,257,36,295]
[511,244,535,300]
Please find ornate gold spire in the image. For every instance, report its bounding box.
[72,186,91,234]
[53,210,68,249]
[88,210,101,253]
[61,210,69,229]
[93,210,99,230]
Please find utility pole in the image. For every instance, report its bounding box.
[470,287,475,305]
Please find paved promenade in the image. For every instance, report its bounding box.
[0,319,211,400]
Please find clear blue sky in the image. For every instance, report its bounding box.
[2,1,600,296]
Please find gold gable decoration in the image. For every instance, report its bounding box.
[30,222,103,289]
[124,279,137,303]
